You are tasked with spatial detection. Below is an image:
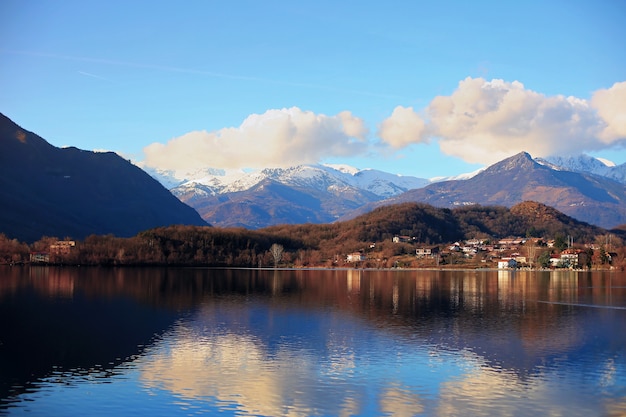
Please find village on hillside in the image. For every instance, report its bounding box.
[345,235,621,270]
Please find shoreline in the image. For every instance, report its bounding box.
[2,263,620,273]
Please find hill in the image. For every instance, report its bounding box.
[262,201,606,261]
[0,113,208,242]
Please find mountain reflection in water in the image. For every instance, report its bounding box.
[1,267,625,416]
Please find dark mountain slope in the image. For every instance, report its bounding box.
[351,152,626,229]
[0,113,207,242]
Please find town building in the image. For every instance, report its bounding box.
[346,252,366,262]
[416,246,440,258]
[497,258,518,269]
[50,241,76,255]
[30,252,50,263]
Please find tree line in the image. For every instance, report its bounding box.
[0,202,623,268]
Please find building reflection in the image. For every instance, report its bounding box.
[346,268,361,294]
[2,266,624,335]
[134,268,626,416]
[1,266,625,414]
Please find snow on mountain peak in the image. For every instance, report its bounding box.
[596,157,616,167]
[322,163,360,175]
[536,154,626,184]
[541,154,614,174]
[160,163,431,199]
[429,167,485,182]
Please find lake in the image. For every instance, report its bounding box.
[1,266,625,416]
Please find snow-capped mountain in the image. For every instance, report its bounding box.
[137,165,237,190]
[348,168,430,197]
[152,164,430,199]
[538,154,626,184]
[136,152,626,229]
[142,164,429,228]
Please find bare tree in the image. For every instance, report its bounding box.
[270,243,284,268]
[526,240,537,269]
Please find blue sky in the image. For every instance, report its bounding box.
[1,0,625,178]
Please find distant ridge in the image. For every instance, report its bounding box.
[148,150,626,230]
[352,152,626,229]
[169,164,428,228]
[0,113,208,242]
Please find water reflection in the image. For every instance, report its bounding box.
[1,267,625,416]
[138,302,431,416]
[0,267,188,405]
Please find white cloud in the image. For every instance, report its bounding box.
[142,80,626,172]
[142,107,368,171]
[377,106,427,148]
[378,77,626,165]
[592,81,626,142]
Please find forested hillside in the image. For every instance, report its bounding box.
[3,201,618,268]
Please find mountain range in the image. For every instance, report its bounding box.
[164,165,428,228]
[2,111,625,243]
[0,113,207,243]
[150,152,626,230]
[357,152,626,229]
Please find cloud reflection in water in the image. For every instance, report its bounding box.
[138,300,435,416]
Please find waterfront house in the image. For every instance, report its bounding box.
[497,258,518,269]
[30,252,50,263]
[346,252,366,262]
[416,246,440,258]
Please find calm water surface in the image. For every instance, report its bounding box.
[1,267,625,416]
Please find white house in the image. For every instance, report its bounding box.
[497,259,518,269]
[416,246,439,258]
[346,253,366,262]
